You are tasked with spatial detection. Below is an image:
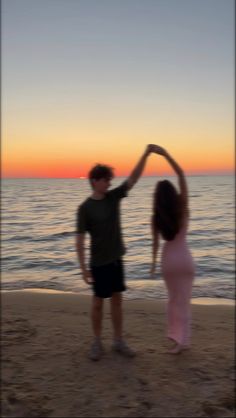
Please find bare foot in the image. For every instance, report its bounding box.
[166,339,177,349]
[167,344,183,354]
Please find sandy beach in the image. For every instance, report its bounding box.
[1,291,235,417]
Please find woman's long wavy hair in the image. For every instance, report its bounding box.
[153,180,183,241]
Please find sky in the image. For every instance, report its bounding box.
[2,0,235,178]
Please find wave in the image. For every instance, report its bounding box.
[31,231,75,242]
[3,231,76,244]
[1,279,67,292]
[2,259,76,272]
[50,231,75,239]
[1,277,234,300]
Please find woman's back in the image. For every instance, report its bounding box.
[161,214,194,277]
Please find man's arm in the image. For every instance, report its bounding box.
[75,233,93,284]
[126,144,153,191]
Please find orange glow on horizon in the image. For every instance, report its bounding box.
[2,139,234,178]
[2,160,234,178]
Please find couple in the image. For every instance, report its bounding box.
[76,144,195,360]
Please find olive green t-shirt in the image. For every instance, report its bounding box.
[76,181,128,266]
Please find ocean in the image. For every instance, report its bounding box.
[1,175,235,300]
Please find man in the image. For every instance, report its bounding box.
[76,144,153,360]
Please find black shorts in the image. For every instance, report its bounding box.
[91,259,126,298]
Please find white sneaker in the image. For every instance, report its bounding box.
[89,340,103,361]
[112,340,136,357]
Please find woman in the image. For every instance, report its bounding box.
[150,145,195,354]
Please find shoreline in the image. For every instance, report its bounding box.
[1,288,235,306]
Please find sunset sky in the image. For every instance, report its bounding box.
[2,0,234,178]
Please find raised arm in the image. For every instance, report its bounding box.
[126,144,153,191]
[151,145,188,210]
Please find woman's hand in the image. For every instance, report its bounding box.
[145,144,156,156]
[152,145,167,156]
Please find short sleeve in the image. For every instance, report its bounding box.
[108,181,129,200]
[76,204,88,234]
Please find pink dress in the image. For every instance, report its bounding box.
[161,215,195,346]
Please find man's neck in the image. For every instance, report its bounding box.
[91,191,105,200]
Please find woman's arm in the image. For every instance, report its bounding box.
[150,216,159,278]
[152,145,188,211]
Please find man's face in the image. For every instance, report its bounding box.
[93,177,111,193]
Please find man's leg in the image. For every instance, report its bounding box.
[92,295,104,338]
[89,296,104,361]
[110,292,122,340]
[110,292,136,358]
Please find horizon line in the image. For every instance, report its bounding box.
[2,172,234,180]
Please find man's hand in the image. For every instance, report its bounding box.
[145,144,156,156]
[150,145,167,156]
[82,270,94,285]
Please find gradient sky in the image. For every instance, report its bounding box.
[2,0,234,178]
